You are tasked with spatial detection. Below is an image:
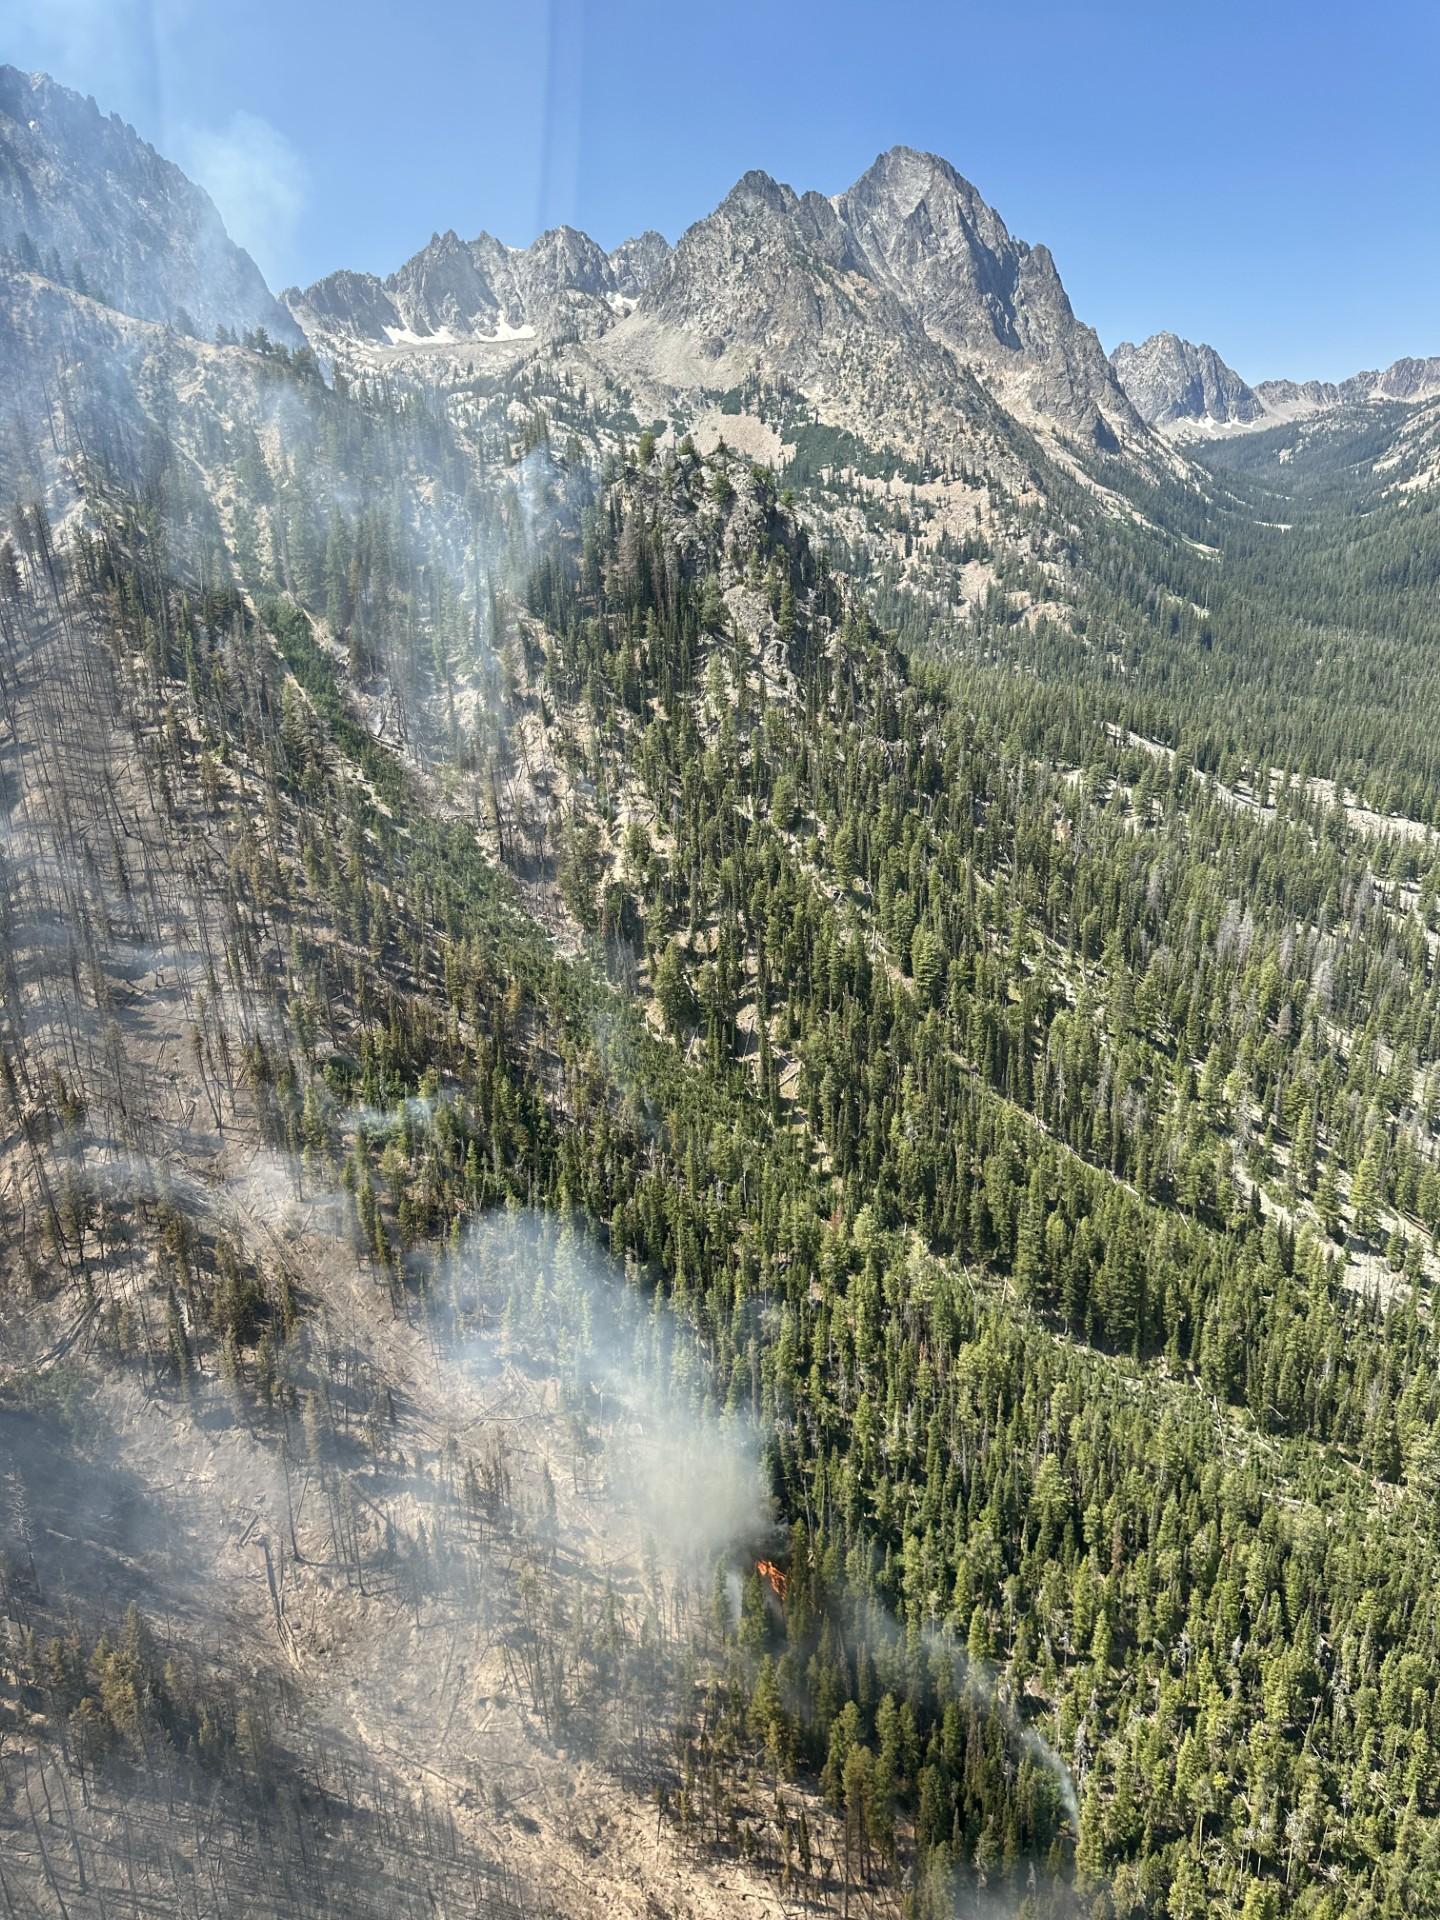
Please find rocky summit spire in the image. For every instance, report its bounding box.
[1110,332,1263,427]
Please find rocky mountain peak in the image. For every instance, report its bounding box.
[840,146,1008,260]
[717,169,798,220]
[607,229,671,299]
[1373,355,1440,402]
[527,224,612,294]
[831,146,1137,441]
[1110,332,1264,429]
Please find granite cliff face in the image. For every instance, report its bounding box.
[0,65,299,343]
[1368,356,1440,402]
[606,229,671,299]
[833,147,1138,442]
[1111,332,1264,428]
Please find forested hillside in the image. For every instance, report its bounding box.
[5,68,1440,1920]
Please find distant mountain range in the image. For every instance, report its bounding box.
[286,144,1140,451]
[1111,329,1440,435]
[286,224,673,347]
[282,149,1440,456]
[1,59,1435,469]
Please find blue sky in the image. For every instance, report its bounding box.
[6,0,1438,382]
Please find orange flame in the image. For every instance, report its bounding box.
[756,1559,787,1600]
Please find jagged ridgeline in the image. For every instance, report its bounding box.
[5,59,1440,1920]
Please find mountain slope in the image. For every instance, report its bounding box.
[599,165,1004,445]
[0,65,299,343]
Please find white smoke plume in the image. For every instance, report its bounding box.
[176,109,308,287]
